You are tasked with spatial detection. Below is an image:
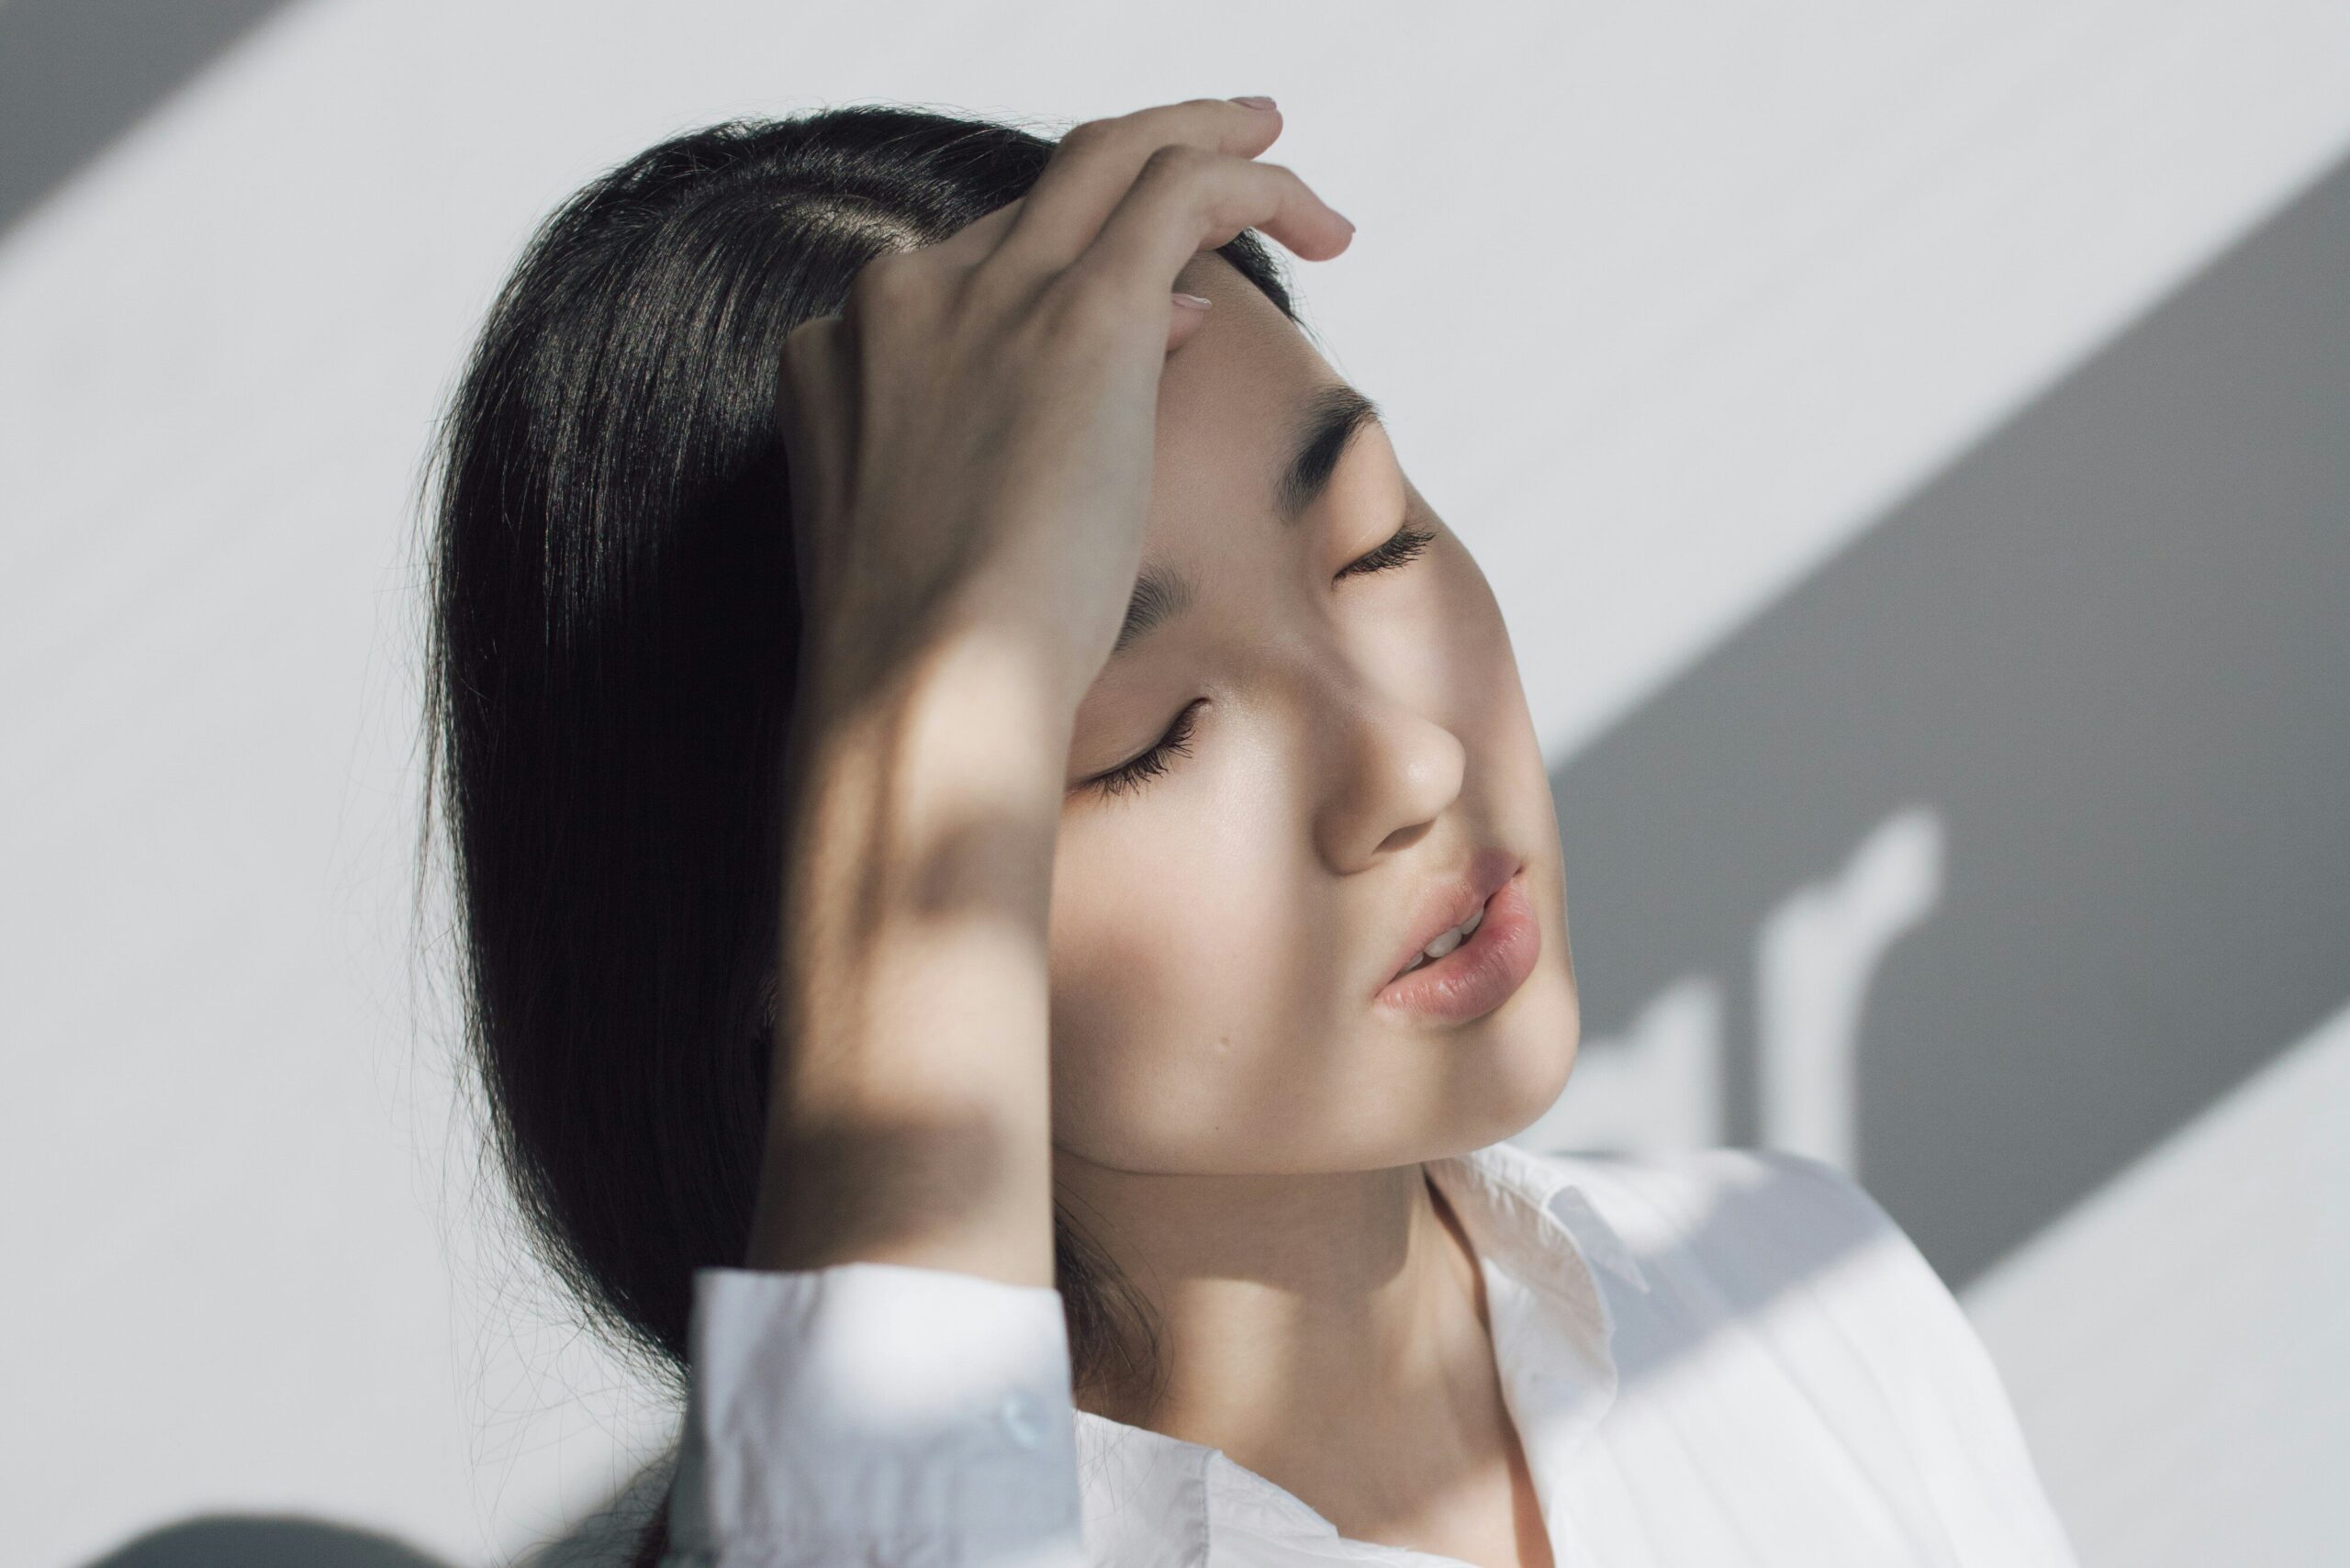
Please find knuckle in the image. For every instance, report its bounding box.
[778,313,835,370]
[1056,118,1117,158]
[959,253,1032,317]
[845,247,925,312]
[1138,140,1213,183]
[784,306,840,344]
[1044,266,1133,339]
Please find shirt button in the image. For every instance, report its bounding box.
[999,1391,1043,1450]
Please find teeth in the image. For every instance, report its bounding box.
[1398,902,1487,977]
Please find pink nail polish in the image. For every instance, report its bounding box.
[1171,292,1214,310]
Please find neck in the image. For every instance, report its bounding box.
[1057,1151,1505,1524]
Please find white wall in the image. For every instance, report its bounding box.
[1965,1002,2350,1568]
[5,3,2344,1562]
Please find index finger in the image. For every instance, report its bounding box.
[1073,149,1354,318]
[981,97,1308,274]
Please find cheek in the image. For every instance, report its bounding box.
[1374,542,1583,1130]
[1424,540,1525,718]
[1451,554,1584,1133]
[1042,539,1578,1171]
[1045,780,1327,1171]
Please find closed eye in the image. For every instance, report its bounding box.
[1336,521,1438,580]
[1080,697,1206,800]
[1079,524,1437,801]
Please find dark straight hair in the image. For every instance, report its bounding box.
[418,102,1301,1482]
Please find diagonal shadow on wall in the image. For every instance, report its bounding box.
[1549,148,2350,1290]
[0,0,299,239]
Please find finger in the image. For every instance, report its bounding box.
[1164,289,1213,353]
[1076,150,1352,319]
[986,98,1298,275]
[924,194,1025,268]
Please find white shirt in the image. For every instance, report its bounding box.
[663,1141,2080,1566]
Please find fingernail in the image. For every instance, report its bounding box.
[1229,95,1277,110]
[1171,292,1214,311]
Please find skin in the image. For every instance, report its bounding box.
[1048,252,1580,1566]
[746,99,1574,1568]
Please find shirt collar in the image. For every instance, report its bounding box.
[1071,1138,1648,1562]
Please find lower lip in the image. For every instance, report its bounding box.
[1373,870,1540,1024]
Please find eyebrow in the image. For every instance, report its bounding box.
[1111,383,1385,657]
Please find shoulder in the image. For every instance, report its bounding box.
[1528,1144,1929,1309]
[1517,1145,2079,1563]
[1543,1143,1890,1232]
[1513,1144,1992,1439]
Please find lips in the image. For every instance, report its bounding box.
[1380,846,1525,991]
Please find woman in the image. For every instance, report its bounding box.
[424,95,2078,1567]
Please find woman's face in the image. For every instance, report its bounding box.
[1046,254,1579,1178]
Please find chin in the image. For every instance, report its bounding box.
[1451,962,1582,1151]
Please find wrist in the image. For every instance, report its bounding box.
[756,628,1068,1272]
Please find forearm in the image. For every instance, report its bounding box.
[744,626,1072,1290]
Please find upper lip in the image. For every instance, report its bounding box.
[1379,846,1525,990]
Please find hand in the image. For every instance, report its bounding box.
[773,96,1355,723]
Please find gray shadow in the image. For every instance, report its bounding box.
[0,0,300,238]
[80,1516,453,1568]
[505,1447,676,1568]
[1550,147,2350,1289]
[72,1445,678,1568]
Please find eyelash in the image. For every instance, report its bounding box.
[1335,521,1438,579]
[1088,697,1205,799]
[1083,521,1439,799]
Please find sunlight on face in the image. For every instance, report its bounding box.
[1044,254,1581,1180]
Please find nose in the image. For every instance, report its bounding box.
[1309,656,1468,872]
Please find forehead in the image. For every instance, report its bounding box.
[1150,253,1340,521]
